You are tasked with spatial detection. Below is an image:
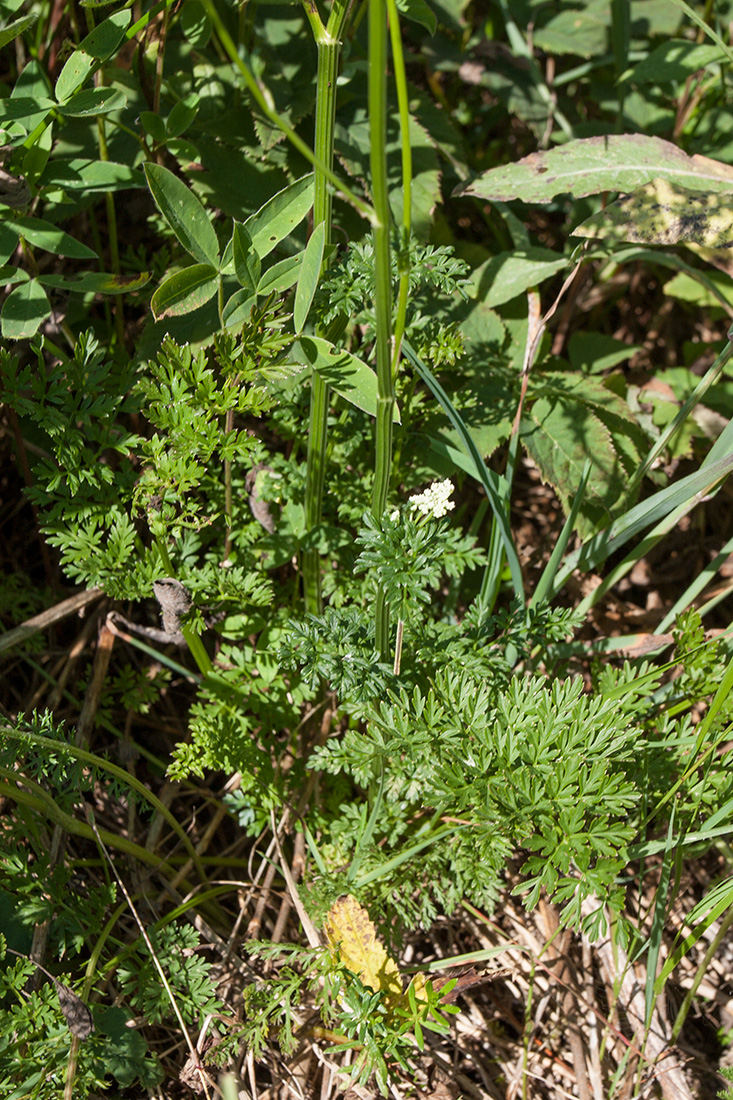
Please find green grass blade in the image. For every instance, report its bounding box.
[550,453,733,599]
[644,809,676,1028]
[402,339,524,602]
[531,459,591,608]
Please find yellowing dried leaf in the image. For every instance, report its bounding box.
[324,895,402,1000]
[575,178,733,249]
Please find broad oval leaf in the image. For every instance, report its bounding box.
[151,264,219,320]
[294,221,324,333]
[626,40,724,85]
[55,52,94,104]
[0,222,18,265]
[41,159,143,192]
[290,336,400,422]
[1,277,50,339]
[456,135,733,205]
[223,289,256,328]
[533,1,609,58]
[140,111,167,143]
[0,266,30,287]
[167,93,200,138]
[244,174,314,259]
[55,9,131,101]
[13,215,97,258]
[471,248,567,307]
[394,0,437,35]
[180,0,212,46]
[0,96,54,124]
[256,251,304,295]
[144,162,220,267]
[57,87,127,118]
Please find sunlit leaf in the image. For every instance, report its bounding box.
[575,178,733,249]
[294,222,324,333]
[1,277,50,339]
[150,264,219,319]
[145,162,220,267]
[244,174,314,259]
[324,895,403,1001]
[456,135,733,204]
[289,336,401,421]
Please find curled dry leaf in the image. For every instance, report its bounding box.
[54,979,94,1040]
[153,577,192,641]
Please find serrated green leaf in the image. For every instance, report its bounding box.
[94,1007,160,1088]
[522,395,623,536]
[150,264,219,319]
[294,222,324,333]
[144,163,220,267]
[289,336,400,421]
[1,277,50,339]
[244,174,314,259]
[456,135,733,204]
[57,86,127,117]
[232,222,261,294]
[575,178,733,249]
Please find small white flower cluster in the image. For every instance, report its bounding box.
[409,479,455,519]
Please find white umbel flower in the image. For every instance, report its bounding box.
[409,479,455,519]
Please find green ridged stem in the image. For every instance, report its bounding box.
[369,0,395,660]
[303,0,351,614]
[200,0,373,222]
[385,0,412,373]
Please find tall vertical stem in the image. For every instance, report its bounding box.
[369,0,394,659]
[302,0,350,614]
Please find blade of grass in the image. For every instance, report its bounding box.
[347,767,385,884]
[628,337,733,498]
[549,453,733,599]
[530,459,591,608]
[644,808,676,1029]
[1,726,207,881]
[402,339,524,602]
[353,826,459,888]
[655,532,733,634]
